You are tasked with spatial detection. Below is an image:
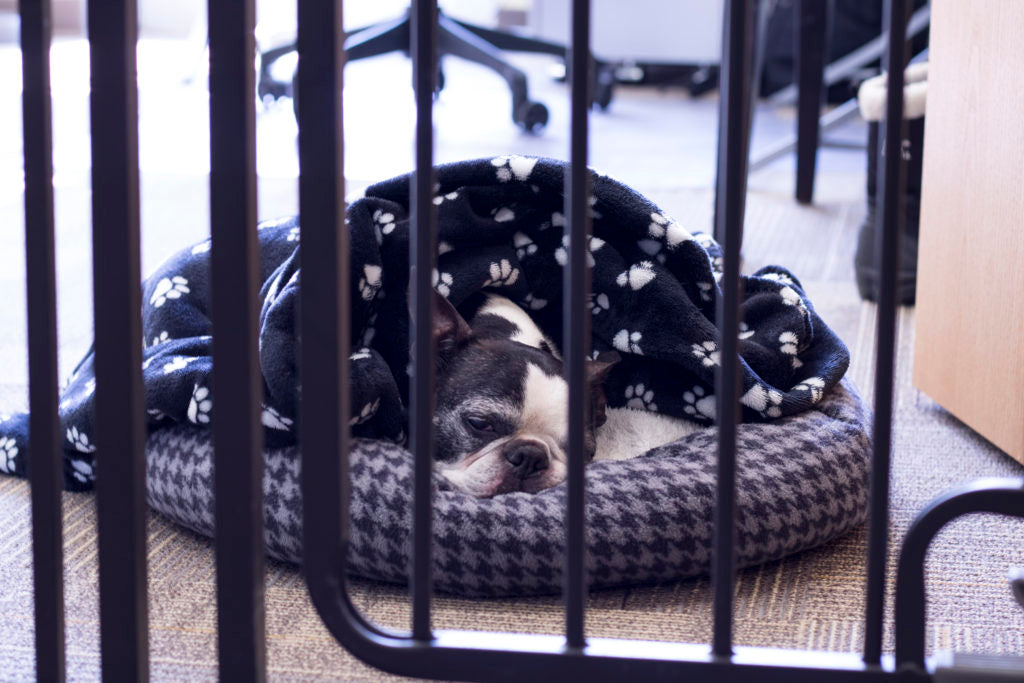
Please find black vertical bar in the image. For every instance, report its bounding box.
[410,0,437,643]
[297,0,350,639]
[712,2,756,246]
[208,0,265,679]
[87,0,149,678]
[564,0,591,652]
[712,0,754,660]
[794,0,828,204]
[21,0,66,679]
[863,0,909,666]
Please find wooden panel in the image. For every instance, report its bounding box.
[914,0,1024,463]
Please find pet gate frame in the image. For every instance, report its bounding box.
[17,0,1024,680]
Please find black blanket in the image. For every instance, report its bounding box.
[0,156,849,491]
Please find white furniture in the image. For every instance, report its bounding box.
[529,0,723,64]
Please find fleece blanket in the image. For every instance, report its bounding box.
[0,156,849,491]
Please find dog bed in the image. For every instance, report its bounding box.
[146,377,869,597]
[0,156,870,595]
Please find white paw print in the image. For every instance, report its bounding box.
[514,232,538,259]
[761,270,795,286]
[624,383,657,412]
[0,436,18,473]
[373,209,397,236]
[286,225,301,242]
[779,331,799,356]
[550,211,566,228]
[350,348,372,361]
[69,458,94,484]
[682,385,716,420]
[349,398,381,426]
[163,356,193,375]
[490,155,538,183]
[780,286,807,315]
[589,292,610,314]
[691,340,720,368]
[792,376,826,403]
[432,191,459,206]
[694,232,716,250]
[647,211,692,248]
[738,322,755,340]
[697,282,713,302]
[438,241,454,255]
[493,206,515,223]
[358,264,383,301]
[187,385,212,425]
[778,331,804,368]
[261,405,293,431]
[483,259,520,287]
[147,408,166,422]
[150,276,190,308]
[191,240,211,255]
[66,426,96,453]
[741,384,784,418]
[432,269,453,297]
[616,261,656,291]
[554,235,605,267]
[613,329,643,355]
[522,293,547,310]
[149,330,169,347]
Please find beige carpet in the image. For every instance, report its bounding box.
[1,175,1022,681]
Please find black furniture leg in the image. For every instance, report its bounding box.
[260,16,410,102]
[795,0,828,204]
[450,19,566,57]
[344,15,412,62]
[438,15,548,131]
[450,18,615,108]
[712,0,757,247]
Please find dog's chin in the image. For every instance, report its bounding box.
[437,440,567,498]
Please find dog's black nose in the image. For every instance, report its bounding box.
[504,442,549,479]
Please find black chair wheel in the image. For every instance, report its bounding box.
[515,101,549,133]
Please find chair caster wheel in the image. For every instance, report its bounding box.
[515,101,549,133]
[593,65,615,110]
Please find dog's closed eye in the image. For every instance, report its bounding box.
[464,415,495,432]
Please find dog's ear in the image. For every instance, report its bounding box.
[586,351,620,428]
[432,290,473,357]
[586,351,620,386]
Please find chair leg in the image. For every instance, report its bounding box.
[437,15,548,131]
[343,14,411,62]
[795,0,829,204]
[448,18,566,58]
[451,17,616,110]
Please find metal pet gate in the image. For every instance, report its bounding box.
[17,0,1024,680]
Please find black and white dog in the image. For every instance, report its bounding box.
[430,292,695,498]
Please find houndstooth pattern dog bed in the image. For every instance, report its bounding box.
[146,378,870,597]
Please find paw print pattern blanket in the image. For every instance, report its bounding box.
[0,156,849,491]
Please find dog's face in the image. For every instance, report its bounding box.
[430,292,616,498]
